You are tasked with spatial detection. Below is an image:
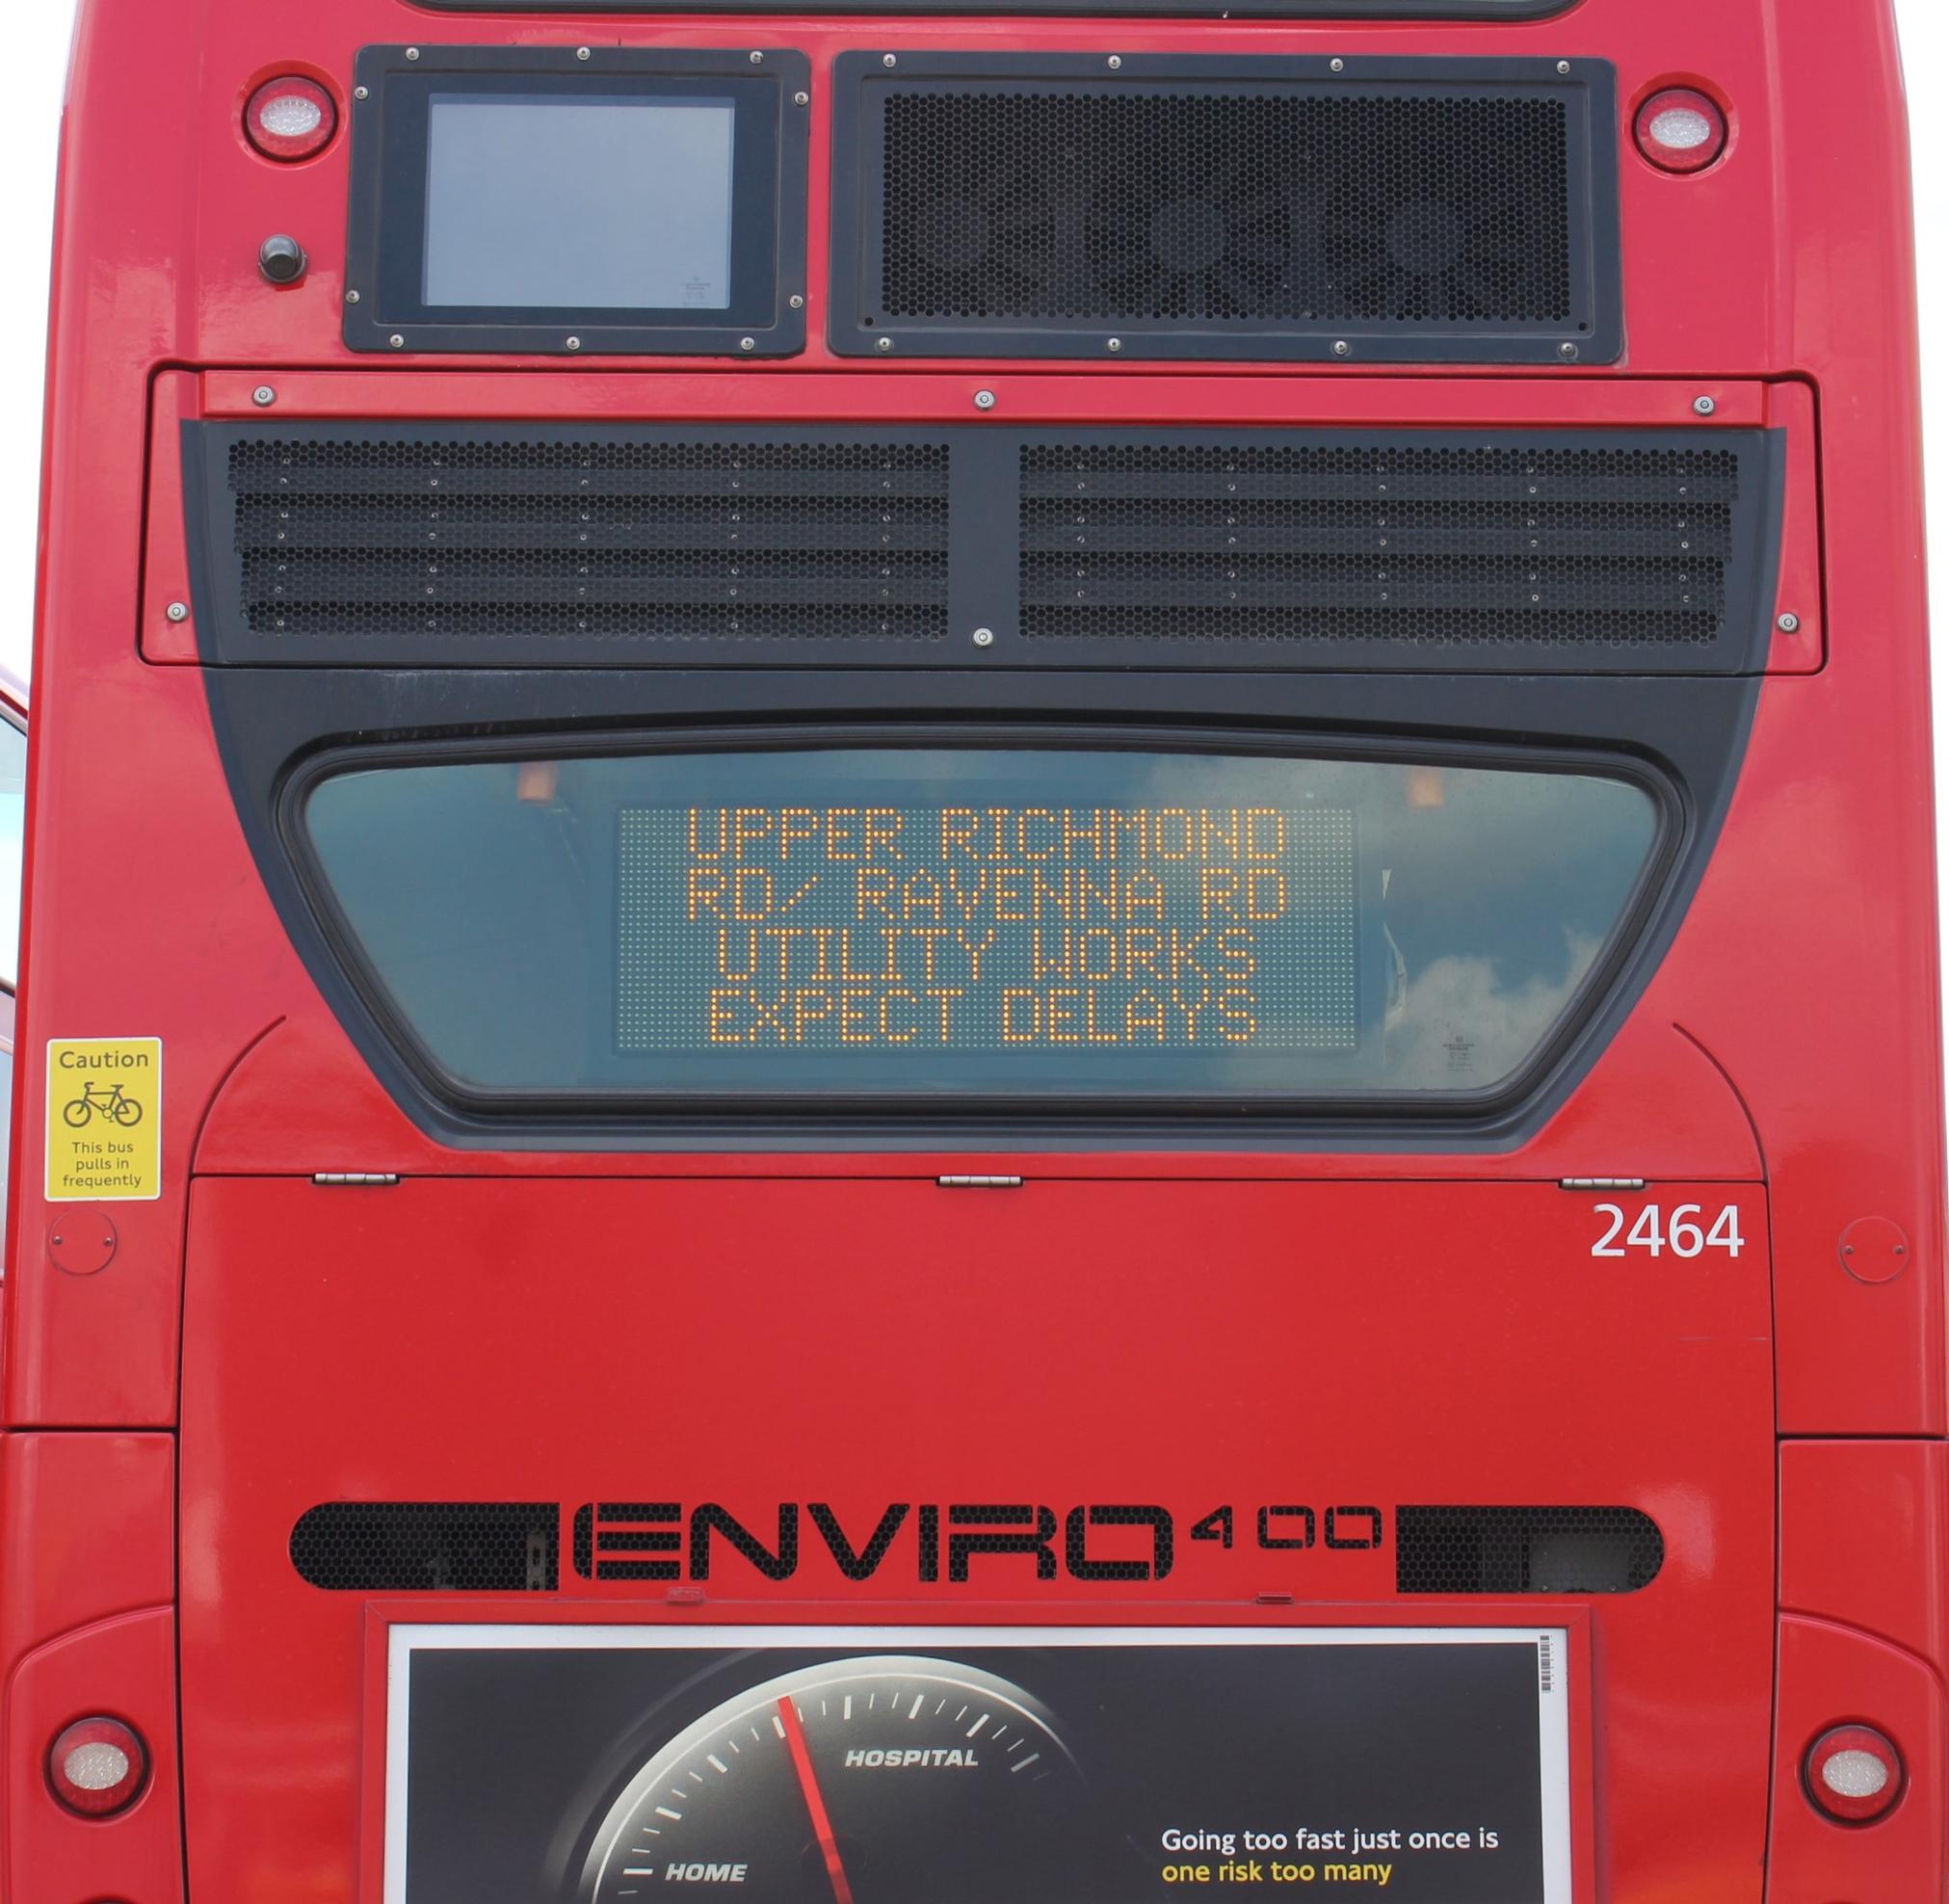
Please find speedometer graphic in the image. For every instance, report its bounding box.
[581,1656,1089,1901]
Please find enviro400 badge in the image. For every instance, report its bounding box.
[573,1502,1384,1585]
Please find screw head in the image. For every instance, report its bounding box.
[566,336,582,352]
[1559,341,1581,361]
[1558,60,1571,74]
[740,336,756,352]
[788,294,804,309]
[354,85,369,100]
[876,335,894,353]
[1693,394,1717,415]
[405,46,420,61]
[1777,611,1802,634]
[166,600,190,623]
[1107,337,1122,353]
[794,90,809,106]
[882,53,897,67]
[388,333,405,349]
[345,288,361,304]
[972,627,995,648]
[251,384,277,408]
[1330,57,1346,73]
[576,45,592,61]
[1107,54,1122,69]
[973,388,997,410]
[750,49,764,63]
[1331,339,1352,358]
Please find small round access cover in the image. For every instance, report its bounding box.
[47,1209,117,1277]
[1838,1215,1909,1284]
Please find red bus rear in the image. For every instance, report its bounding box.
[3,0,1944,1898]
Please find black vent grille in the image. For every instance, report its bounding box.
[189,422,1777,672]
[223,433,950,652]
[884,93,1567,324]
[290,1501,559,1592]
[1022,439,1744,653]
[1395,1506,1664,1595]
[834,57,1619,361]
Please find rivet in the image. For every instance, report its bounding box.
[166,600,190,623]
[576,45,592,61]
[405,46,420,61]
[389,333,405,349]
[354,85,369,100]
[794,91,809,106]
[1332,340,1351,357]
[1777,612,1802,634]
[1693,394,1717,416]
[1330,57,1346,73]
[972,627,995,648]
[252,384,277,408]
[882,53,897,66]
[344,288,361,304]
[740,336,756,352]
[974,388,997,410]
[788,294,804,309]
[876,335,894,353]
[566,336,582,351]
[1107,337,1122,353]
[1107,54,1122,69]
[750,49,764,63]
[1557,60,1571,74]
[1559,342,1580,361]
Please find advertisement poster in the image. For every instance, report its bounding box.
[386,1626,1573,1902]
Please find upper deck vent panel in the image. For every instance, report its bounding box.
[182,422,1782,673]
[830,54,1620,362]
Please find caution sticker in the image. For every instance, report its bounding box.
[46,1038,162,1202]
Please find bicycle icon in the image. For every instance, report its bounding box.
[61,1081,145,1129]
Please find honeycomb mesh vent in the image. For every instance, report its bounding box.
[290,1501,560,1591]
[1022,440,1741,650]
[1395,1505,1664,1595]
[226,436,951,648]
[882,89,1571,327]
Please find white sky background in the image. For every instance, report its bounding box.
[0,3,1945,965]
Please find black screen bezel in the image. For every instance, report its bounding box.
[343,44,808,357]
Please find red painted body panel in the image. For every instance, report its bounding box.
[178,1177,1773,1898]
[1,0,1942,1896]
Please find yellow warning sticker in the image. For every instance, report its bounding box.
[46,1038,163,1202]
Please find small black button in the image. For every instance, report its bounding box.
[258,234,307,285]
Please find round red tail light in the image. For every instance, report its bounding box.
[47,1715,148,1817]
[246,76,338,162]
[1804,1724,1905,1824]
[1635,88,1728,174]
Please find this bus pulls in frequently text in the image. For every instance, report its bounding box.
[2,0,1942,1896]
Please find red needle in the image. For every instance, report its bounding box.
[777,1695,856,1904]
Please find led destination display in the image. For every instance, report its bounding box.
[618,802,1358,1056]
[303,744,1659,1099]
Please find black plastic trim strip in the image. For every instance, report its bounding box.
[410,0,1580,16]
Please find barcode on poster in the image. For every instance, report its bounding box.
[1538,1634,1555,1694]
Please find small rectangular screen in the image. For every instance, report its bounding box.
[423,94,736,310]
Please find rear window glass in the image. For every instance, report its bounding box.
[301,743,1658,1106]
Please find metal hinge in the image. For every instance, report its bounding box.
[1558,1177,1647,1193]
[311,1172,401,1187]
[937,1175,1023,1190]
